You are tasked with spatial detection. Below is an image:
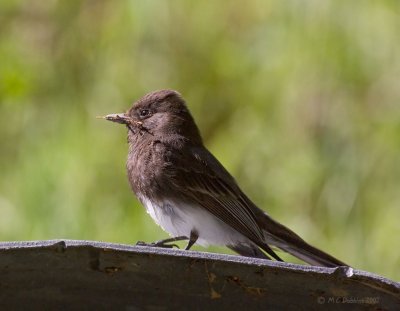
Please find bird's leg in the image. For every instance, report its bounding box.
[154,236,188,248]
[136,236,188,249]
[185,230,199,250]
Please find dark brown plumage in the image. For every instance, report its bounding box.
[104,89,347,267]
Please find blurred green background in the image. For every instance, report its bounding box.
[0,1,399,280]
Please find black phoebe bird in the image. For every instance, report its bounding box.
[102,89,347,267]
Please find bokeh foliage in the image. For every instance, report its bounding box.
[0,1,399,280]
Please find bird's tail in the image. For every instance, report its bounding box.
[258,214,347,268]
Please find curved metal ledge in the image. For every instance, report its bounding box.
[0,240,398,310]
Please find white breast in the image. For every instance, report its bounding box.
[138,195,250,247]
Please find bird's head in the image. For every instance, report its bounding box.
[103,90,203,145]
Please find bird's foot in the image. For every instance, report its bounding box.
[136,240,180,249]
[136,236,188,249]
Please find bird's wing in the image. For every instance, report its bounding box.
[166,146,280,259]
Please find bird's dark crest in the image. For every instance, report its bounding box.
[136,89,182,107]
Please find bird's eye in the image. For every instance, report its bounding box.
[139,109,151,118]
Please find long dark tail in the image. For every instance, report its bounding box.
[258,214,347,267]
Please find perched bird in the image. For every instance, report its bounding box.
[103,89,347,267]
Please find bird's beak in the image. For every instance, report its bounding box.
[99,113,132,125]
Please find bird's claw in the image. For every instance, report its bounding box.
[136,241,180,249]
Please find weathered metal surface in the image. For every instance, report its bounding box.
[0,240,398,310]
